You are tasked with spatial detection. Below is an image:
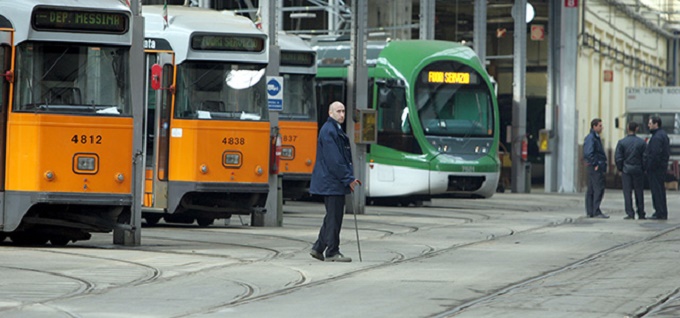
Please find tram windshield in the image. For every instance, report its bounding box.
[415,62,493,138]
[280,74,316,121]
[174,61,268,121]
[13,43,131,115]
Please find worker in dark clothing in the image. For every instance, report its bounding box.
[309,101,361,262]
[615,122,646,220]
[644,116,670,220]
[583,118,609,218]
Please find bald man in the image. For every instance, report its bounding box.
[309,101,361,262]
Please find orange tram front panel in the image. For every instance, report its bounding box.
[278,121,316,175]
[5,113,133,194]
[168,119,270,184]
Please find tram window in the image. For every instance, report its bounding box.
[417,87,493,137]
[48,87,82,105]
[13,43,131,116]
[376,83,421,154]
[316,81,346,130]
[281,74,315,121]
[175,62,267,120]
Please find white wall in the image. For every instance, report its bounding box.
[577,0,667,156]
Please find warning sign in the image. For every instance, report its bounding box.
[530,25,544,41]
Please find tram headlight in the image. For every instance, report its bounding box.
[225,154,240,165]
[78,157,96,170]
[281,146,294,159]
[200,164,209,174]
[222,151,242,168]
[73,154,99,174]
[475,146,489,154]
[115,173,125,183]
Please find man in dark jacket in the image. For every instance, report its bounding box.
[309,101,361,262]
[644,116,670,220]
[583,118,609,218]
[615,122,646,220]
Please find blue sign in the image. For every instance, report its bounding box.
[267,76,283,111]
[267,79,281,95]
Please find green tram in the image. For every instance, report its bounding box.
[314,39,500,203]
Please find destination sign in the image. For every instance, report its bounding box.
[281,51,315,67]
[191,34,265,52]
[426,71,478,85]
[32,8,129,34]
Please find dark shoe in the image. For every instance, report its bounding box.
[648,215,667,220]
[310,249,324,261]
[623,216,634,220]
[638,215,646,220]
[325,253,352,262]
[593,214,610,219]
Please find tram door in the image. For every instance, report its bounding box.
[315,80,346,130]
[0,29,11,229]
[143,52,174,216]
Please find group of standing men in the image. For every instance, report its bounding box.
[584,116,670,220]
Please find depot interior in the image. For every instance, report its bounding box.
[144,0,552,184]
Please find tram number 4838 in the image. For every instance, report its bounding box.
[71,135,102,144]
[222,137,246,145]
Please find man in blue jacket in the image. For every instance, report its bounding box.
[583,118,609,218]
[309,101,361,262]
[644,116,670,220]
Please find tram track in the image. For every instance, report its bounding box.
[431,222,680,317]
[0,265,96,316]
[184,215,577,316]
[0,197,591,317]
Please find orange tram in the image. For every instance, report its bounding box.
[141,6,271,227]
[0,0,136,245]
[277,32,317,200]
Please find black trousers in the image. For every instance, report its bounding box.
[585,166,605,217]
[648,170,668,218]
[313,195,345,257]
[621,171,645,218]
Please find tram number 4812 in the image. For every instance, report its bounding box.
[71,135,102,144]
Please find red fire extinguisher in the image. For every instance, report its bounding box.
[270,132,282,174]
[521,135,528,162]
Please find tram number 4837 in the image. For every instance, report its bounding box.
[282,135,297,142]
[71,135,103,144]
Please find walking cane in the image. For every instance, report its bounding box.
[351,183,363,262]
[352,204,362,262]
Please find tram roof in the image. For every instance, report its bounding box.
[311,39,386,67]
[0,0,132,45]
[381,40,482,67]
[143,5,268,64]
[278,31,316,75]
[278,32,314,54]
